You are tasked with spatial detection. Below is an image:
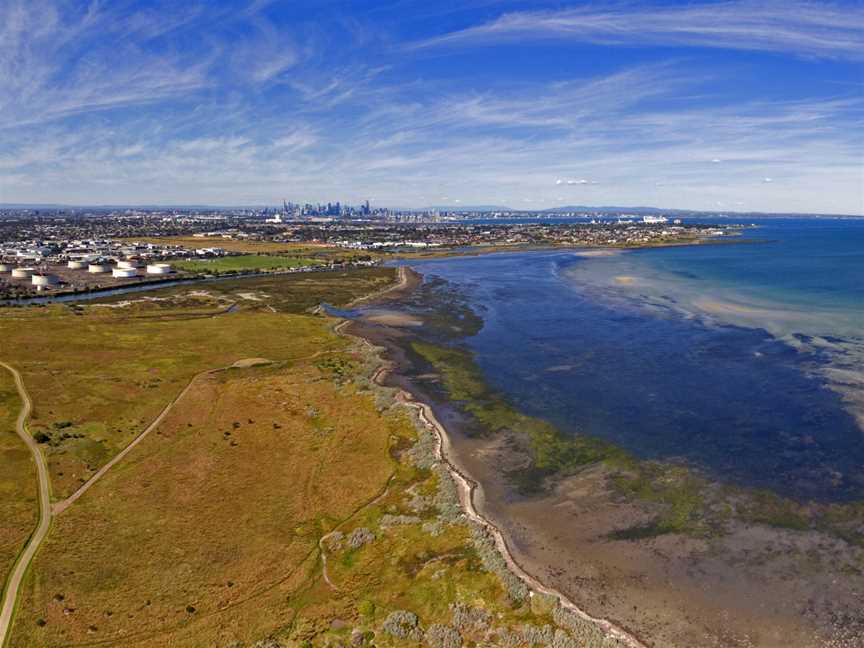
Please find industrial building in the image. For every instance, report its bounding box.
[31,274,60,287]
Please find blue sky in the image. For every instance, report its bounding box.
[1,0,862,214]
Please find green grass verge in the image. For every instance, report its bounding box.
[173,254,322,273]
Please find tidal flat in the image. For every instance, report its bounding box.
[348,221,864,647]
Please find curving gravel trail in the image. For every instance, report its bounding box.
[0,361,50,648]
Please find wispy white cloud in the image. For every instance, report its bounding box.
[0,1,861,214]
[0,0,305,130]
[5,67,859,213]
[410,1,864,60]
[0,0,214,129]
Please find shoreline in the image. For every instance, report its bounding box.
[331,280,648,648]
[344,265,415,307]
[385,368,648,648]
[387,235,766,263]
[331,254,864,646]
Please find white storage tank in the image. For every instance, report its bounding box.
[67,260,88,269]
[117,260,141,270]
[146,263,173,275]
[112,267,138,278]
[32,274,60,287]
[11,267,34,279]
[0,263,13,272]
[88,263,112,274]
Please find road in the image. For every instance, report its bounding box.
[0,362,51,648]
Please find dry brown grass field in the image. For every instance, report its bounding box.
[0,269,394,500]
[10,358,400,646]
[0,369,37,594]
[2,267,621,648]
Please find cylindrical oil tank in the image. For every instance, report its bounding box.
[0,263,13,272]
[146,263,172,275]
[117,260,141,269]
[112,267,138,278]
[88,263,112,273]
[67,260,88,269]
[11,267,34,279]
[32,274,60,287]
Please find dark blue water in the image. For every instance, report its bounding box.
[398,219,864,502]
[631,217,864,312]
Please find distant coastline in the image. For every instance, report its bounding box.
[340,228,864,646]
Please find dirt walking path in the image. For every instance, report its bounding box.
[0,362,50,648]
[52,366,231,515]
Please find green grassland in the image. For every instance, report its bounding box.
[173,254,322,274]
[2,269,621,647]
[0,369,37,597]
[121,236,338,255]
[121,236,382,264]
[100,266,396,313]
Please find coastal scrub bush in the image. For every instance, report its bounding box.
[550,628,582,648]
[520,623,554,645]
[552,607,623,648]
[382,610,422,640]
[380,514,422,528]
[449,603,491,632]
[348,527,375,549]
[486,626,522,648]
[433,464,463,523]
[324,531,345,551]
[407,420,438,470]
[424,624,462,648]
[407,487,433,514]
[468,523,528,602]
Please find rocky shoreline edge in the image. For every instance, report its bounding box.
[331,308,648,648]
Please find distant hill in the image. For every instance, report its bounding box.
[418,205,515,212]
[540,205,683,214]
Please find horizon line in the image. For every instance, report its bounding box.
[1,202,862,219]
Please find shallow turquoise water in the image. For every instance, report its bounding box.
[398,219,864,502]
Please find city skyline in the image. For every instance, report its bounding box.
[1,0,863,215]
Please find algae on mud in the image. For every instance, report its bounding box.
[410,337,864,548]
[351,245,864,645]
